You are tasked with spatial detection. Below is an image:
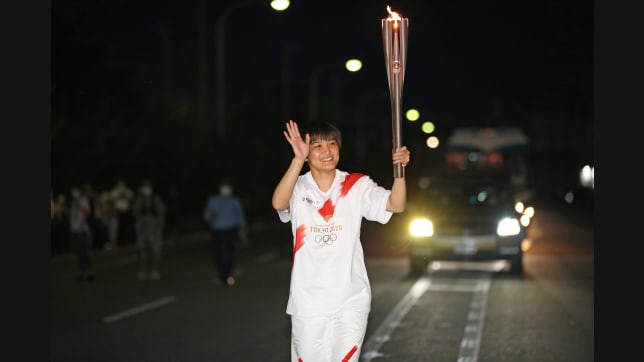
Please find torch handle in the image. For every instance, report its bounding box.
[391,74,404,178]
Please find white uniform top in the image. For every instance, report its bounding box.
[277,170,393,317]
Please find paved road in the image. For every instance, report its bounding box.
[50,199,593,361]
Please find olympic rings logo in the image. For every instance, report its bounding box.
[315,233,337,246]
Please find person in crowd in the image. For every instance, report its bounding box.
[68,187,95,282]
[97,190,119,255]
[83,183,105,251]
[51,192,69,254]
[110,178,135,250]
[202,178,248,286]
[132,180,166,281]
[271,120,410,362]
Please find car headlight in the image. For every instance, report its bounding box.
[497,217,521,236]
[410,218,434,237]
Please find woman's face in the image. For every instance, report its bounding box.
[307,137,340,171]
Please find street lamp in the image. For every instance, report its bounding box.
[308,58,362,121]
[215,0,289,138]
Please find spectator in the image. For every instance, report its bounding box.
[97,190,119,254]
[83,183,105,251]
[132,180,166,281]
[203,178,248,286]
[110,178,135,250]
[51,192,69,254]
[69,187,95,282]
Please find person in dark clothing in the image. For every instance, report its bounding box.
[133,181,166,281]
[202,179,248,286]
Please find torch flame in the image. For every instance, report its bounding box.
[386,6,401,21]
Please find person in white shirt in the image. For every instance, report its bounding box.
[69,187,95,282]
[272,120,410,362]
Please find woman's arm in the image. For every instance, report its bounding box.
[386,146,410,213]
[272,120,310,211]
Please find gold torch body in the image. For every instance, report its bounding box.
[382,9,409,178]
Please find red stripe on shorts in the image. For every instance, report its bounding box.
[342,345,358,362]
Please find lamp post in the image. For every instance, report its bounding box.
[308,58,362,121]
[214,0,289,138]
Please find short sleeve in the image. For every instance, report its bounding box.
[277,209,291,223]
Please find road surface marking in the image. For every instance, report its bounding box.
[457,278,490,362]
[102,296,177,324]
[361,277,431,361]
[362,275,491,361]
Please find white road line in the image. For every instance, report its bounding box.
[362,275,491,361]
[102,296,177,324]
[457,278,490,362]
[361,277,431,361]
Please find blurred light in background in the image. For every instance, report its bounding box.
[270,0,290,11]
[579,164,594,190]
[520,214,531,227]
[421,121,435,134]
[406,108,420,121]
[515,201,524,213]
[426,136,439,149]
[345,59,363,72]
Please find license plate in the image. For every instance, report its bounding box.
[454,241,477,255]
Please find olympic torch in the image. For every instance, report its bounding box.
[382,6,409,178]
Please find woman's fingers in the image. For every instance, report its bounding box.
[393,146,410,166]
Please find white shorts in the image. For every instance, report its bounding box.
[290,307,368,362]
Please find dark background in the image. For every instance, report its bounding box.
[51,0,593,223]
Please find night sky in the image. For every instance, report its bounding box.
[54,0,592,122]
[52,0,593,213]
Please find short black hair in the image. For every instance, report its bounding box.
[301,121,342,149]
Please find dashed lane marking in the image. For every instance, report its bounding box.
[102,296,177,324]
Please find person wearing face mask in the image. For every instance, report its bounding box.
[132,180,166,280]
[202,178,248,286]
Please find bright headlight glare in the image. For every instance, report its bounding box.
[410,218,434,237]
[497,217,521,236]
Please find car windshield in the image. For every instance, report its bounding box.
[429,180,513,209]
[410,173,518,219]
